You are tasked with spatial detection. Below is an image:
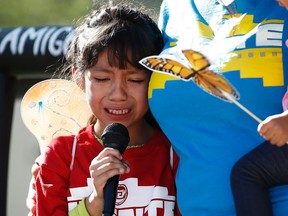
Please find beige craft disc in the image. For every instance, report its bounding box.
[21,79,92,152]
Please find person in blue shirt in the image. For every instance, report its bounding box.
[229,3,288,216]
[148,0,288,215]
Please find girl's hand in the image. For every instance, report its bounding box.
[85,148,130,215]
[90,148,130,197]
[258,111,288,147]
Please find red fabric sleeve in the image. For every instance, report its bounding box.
[35,136,74,215]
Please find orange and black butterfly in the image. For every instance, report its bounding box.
[139,49,240,102]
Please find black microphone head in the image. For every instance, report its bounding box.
[101,123,130,154]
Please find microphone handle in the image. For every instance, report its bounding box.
[103,175,120,216]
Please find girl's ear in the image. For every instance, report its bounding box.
[72,67,77,75]
[72,67,85,91]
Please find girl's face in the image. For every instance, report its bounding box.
[84,49,150,133]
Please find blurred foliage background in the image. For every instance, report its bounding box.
[0,0,162,27]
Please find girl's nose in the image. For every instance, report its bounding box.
[108,80,128,101]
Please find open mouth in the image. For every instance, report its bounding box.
[107,109,129,115]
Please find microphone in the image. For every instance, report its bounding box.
[101,123,130,216]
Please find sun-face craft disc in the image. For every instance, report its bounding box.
[21,79,92,152]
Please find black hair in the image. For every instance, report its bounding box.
[61,2,164,128]
[66,3,163,73]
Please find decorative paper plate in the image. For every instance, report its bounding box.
[21,79,92,152]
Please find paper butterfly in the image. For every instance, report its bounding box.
[139,49,240,102]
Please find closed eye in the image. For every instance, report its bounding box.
[94,77,110,82]
[129,79,145,83]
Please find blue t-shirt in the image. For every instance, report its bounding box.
[149,0,288,215]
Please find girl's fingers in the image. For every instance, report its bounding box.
[92,158,127,179]
[95,147,123,160]
[90,148,125,175]
[89,148,130,190]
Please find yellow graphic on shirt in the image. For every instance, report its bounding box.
[222,14,284,35]
[148,14,285,98]
[222,48,284,86]
[224,14,259,36]
[148,72,178,99]
[148,41,180,99]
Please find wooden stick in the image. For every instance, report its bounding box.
[221,91,262,123]
[221,91,288,145]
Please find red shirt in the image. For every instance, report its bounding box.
[35,125,179,215]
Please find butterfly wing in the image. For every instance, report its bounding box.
[139,56,195,80]
[183,49,240,101]
[194,69,240,101]
[140,50,240,101]
[182,49,210,71]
